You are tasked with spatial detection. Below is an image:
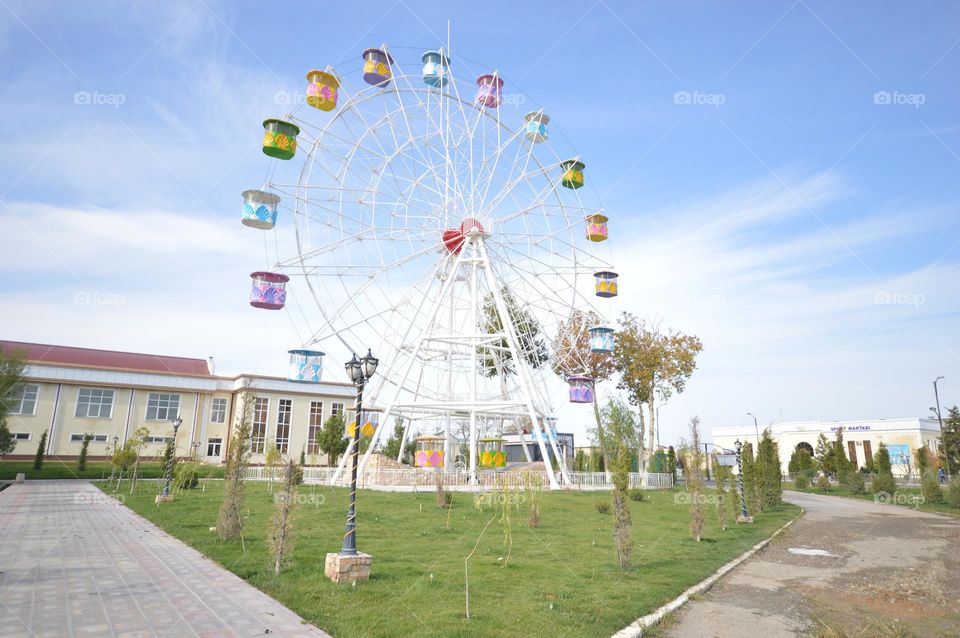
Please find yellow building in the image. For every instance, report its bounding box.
[2,340,357,465]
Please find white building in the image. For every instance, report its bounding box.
[712,418,943,477]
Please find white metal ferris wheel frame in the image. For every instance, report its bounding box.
[260,44,614,489]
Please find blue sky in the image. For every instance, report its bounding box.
[3,0,960,445]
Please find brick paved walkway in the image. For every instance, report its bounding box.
[0,481,329,638]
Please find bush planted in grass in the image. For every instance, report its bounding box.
[174,461,201,490]
[628,488,644,502]
[921,473,944,504]
[794,473,809,489]
[947,477,960,509]
[871,473,896,495]
[815,474,829,491]
[595,501,611,514]
[845,471,866,495]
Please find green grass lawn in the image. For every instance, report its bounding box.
[0,459,224,481]
[106,480,799,637]
[788,483,960,517]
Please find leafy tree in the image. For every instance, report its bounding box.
[480,287,549,377]
[788,447,814,475]
[947,476,960,509]
[33,430,47,470]
[871,443,896,494]
[740,441,760,513]
[713,460,732,530]
[111,439,137,473]
[218,387,254,541]
[78,433,92,471]
[597,398,640,569]
[755,428,782,510]
[127,426,150,493]
[0,347,26,458]
[917,444,944,503]
[814,433,833,475]
[318,414,348,466]
[553,310,616,469]
[667,446,677,478]
[383,417,416,465]
[832,429,854,483]
[942,406,960,475]
[613,313,702,468]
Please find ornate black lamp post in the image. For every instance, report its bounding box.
[162,416,182,497]
[341,350,378,555]
[734,439,752,523]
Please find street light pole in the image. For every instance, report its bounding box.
[162,417,182,497]
[747,412,760,446]
[933,376,949,478]
[341,350,378,556]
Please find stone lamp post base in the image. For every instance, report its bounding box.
[736,515,754,524]
[325,552,372,584]
[155,495,175,504]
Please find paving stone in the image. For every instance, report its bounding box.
[0,482,329,637]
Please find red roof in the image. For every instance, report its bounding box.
[0,341,212,377]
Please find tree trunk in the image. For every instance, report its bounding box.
[647,399,657,469]
[592,395,611,477]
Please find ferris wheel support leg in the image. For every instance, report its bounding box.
[347,248,473,484]
[475,237,559,489]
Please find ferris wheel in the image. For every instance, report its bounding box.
[241,42,618,489]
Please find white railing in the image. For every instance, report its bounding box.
[243,466,673,490]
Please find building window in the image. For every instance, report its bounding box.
[207,437,222,457]
[146,393,181,421]
[13,432,30,440]
[210,397,227,424]
[8,384,39,416]
[143,436,173,444]
[70,433,109,443]
[75,388,115,419]
[251,397,269,454]
[275,399,292,454]
[307,401,323,455]
[331,402,344,419]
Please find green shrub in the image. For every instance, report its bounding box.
[595,501,611,514]
[627,488,644,502]
[816,473,831,492]
[947,477,960,509]
[292,464,304,485]
[794,473,809,489]
[922,473,944,504]
[871,472,896,495]
[845,471,866,495]
[174,462,201,490]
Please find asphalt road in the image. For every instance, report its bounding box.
[658,490,960,638]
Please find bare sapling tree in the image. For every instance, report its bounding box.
[218,384,254,541]
[268,460,298,576]
[687,416,705,542]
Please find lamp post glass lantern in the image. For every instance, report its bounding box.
[163,417,182,497]
[342,350,377,556]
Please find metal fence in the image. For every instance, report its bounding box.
[243,466,673,491]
